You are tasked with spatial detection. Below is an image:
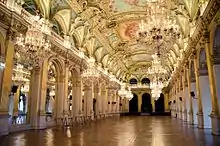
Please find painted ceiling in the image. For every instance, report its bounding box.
[22,0,209,82]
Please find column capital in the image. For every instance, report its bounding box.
[59,75,65,82]
[202,29,210,44]
[184,62,189,69]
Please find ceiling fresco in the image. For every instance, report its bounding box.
[109,0,159,13]
[21,0,208,82]
[117,20,140,41]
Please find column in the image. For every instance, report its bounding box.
[55,75,65,123]
[138,93,142,112]
[101,86,107,117]
[164,91,169,112]
[29,66,47,129]
[186,63,194,124]
[177,78,182,119]
[174,82,177,118]
[95,83,101,118]
[83,79,93,117]
[115,90,120,114]
[72,77,81,117]
[204,31,220,135]
[193,56,204,128]
[108,89,113,114]
[179,76,184,120]
[13,85,20,119]
[79,77,83,115]
[182,70,187,122]
[104,87,108,114]
[0,30,15,136]
[151,94,155,113]
[63,64,69,117]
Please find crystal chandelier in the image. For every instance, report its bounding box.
[148,54,167,75]
[16,15,51,67]
[148,53,166,100]
[82,57,100,79]
[126,87,133,100]
[118,83,128,98]
[12,64,30,84]
[136,1,181,44]
[150,77,163,100]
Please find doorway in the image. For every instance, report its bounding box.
[155,93,165,113]
[141,93,152,113]
[129,93,138,113]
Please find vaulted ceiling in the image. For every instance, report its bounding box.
[22,0,208,82]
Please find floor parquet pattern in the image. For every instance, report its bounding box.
[0,116,220,146]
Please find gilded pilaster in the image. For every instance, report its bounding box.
[72,77,81,117]
[101,86,107,116]
[63,64,69,116]
[186,63,194,124]
[182,69,187,122]
[193,54,204,128]
[82,79,93,117]
[204,31,220,135]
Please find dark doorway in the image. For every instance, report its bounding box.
[93,98,96,115]
[141,93,152,113]
[155,93,165,113]
[129,93,138,113]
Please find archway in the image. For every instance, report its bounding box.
[129,78,138,84]
[141,93,152,113]
[129,93,138,113]
[155,93,165,113]
[45,58,64,122]
[141,78,150,85]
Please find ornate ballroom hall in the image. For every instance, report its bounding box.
[0,0,220,145]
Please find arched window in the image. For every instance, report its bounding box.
[129,78,137,84]
[141,78,150,84]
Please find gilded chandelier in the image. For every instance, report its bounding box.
[16,15,51,67]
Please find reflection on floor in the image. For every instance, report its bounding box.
[1,116,220,146]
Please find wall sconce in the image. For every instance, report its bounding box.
[173,100,176,104]
[168,101,171,105]
[191,91,198,99]
[120,103,122,106]
[82,99,84,103]
[108,101,110,104]
[179,97,182,101]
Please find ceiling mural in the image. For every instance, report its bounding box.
[109,0,160,13]
[117,20,140,41]
[21,0,207,82]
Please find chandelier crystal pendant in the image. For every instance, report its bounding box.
[16,15,51,67]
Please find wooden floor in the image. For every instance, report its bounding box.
[0,116,219,146]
